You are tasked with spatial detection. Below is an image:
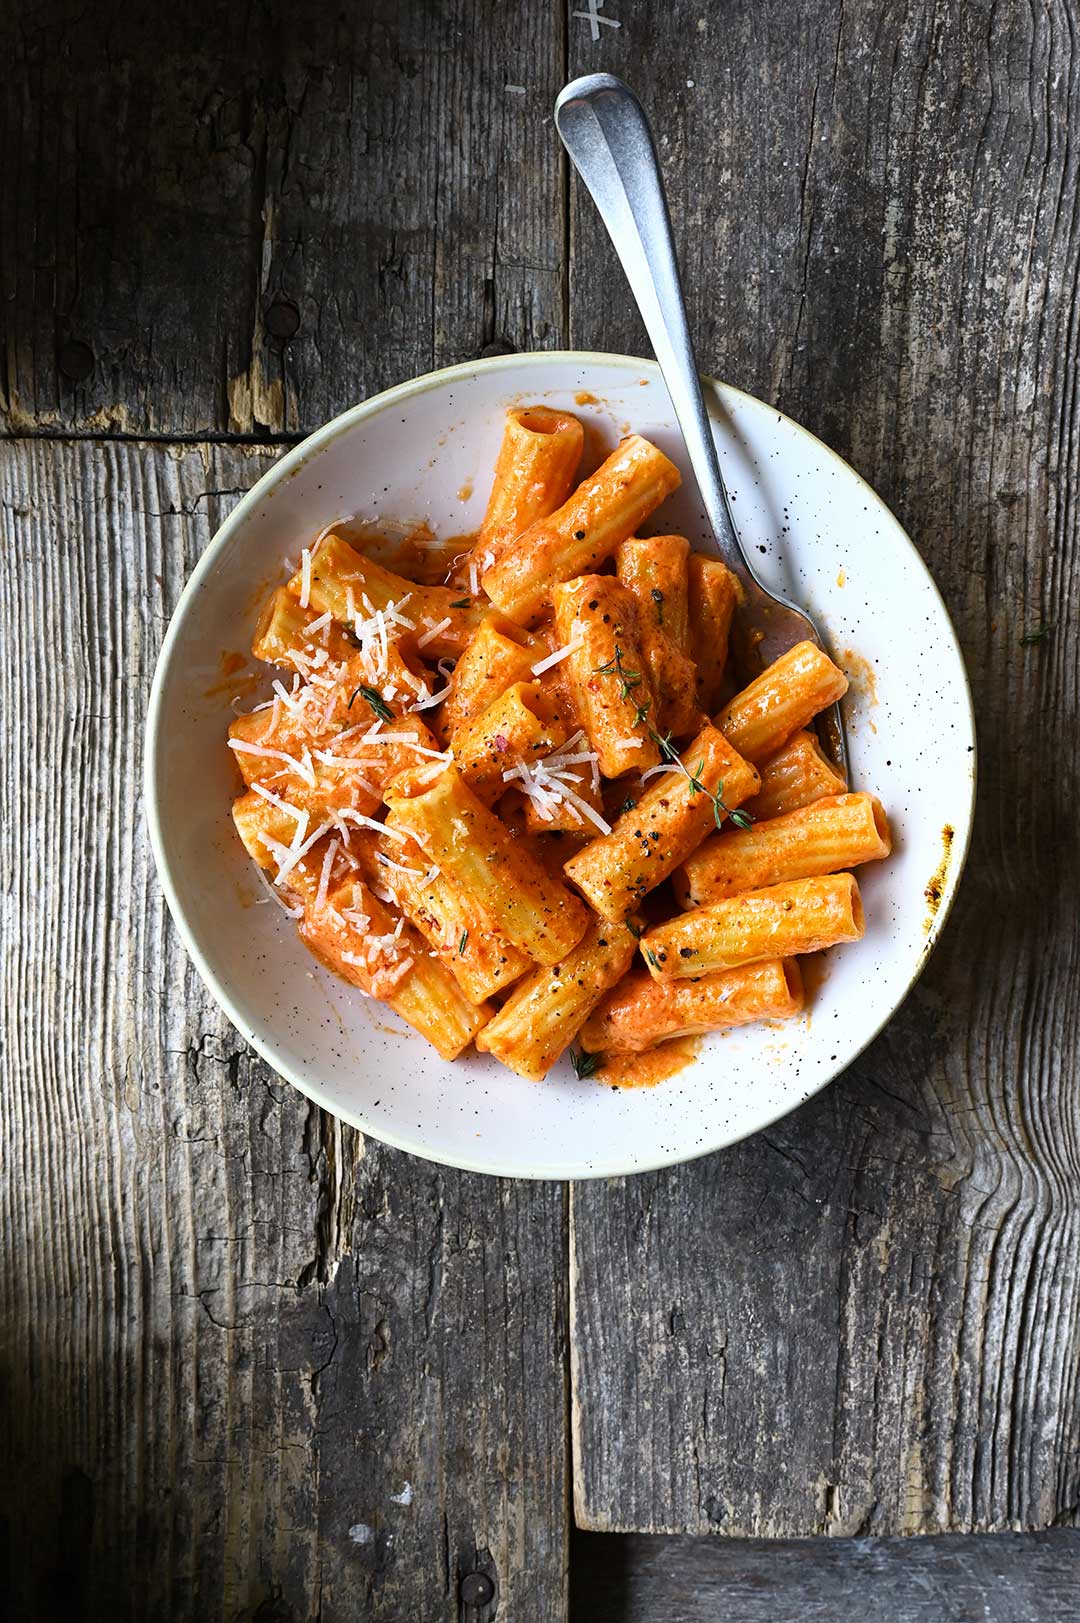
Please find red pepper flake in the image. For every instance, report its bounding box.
[494,733,510,752]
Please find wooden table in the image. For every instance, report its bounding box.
[3,1,1078,1618]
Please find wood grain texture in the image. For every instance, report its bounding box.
[0,440,568,1622]
[570,1529,1080,1622]
[570,0,1080,1534]
[4,0,1079,1579]
[0,0,566,438]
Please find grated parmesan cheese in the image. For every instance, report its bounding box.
[547,779,610,834]
[250,782,307,823]
[502,731,611,834]
[315,837,340,912]
[416,615,452,650]
[299,547,313,608]
[264,819,333,885]
[358,728,452,761]
[377,853,422,878]
[531,636,585,677]
[254,864,303,918]
[229,738,317,788]
[408,682,449,713]
[272,675,306,718]
[336,810,408,843]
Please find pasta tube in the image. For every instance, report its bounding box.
[552,575,660,776]
[229,695,440,794]
[476,406,585,561]
[563,723,760,921]
[475,917,639,1080]
[677,793,891,906]
[742,729,848,821]
[289,863,490,1060]
[385,766,589,966]
[441,614,545,739]
[482,435,682,624]
[640,874,865,980]
[516,664,605,833]
[616,535,691,651]
[371,833,531,1003]
[616,535,698,735]
[580,958,804,1053]
[252,586,352,666]
[716,641,849,764]
[232,790,329,870]
[688,554,741,712]
[293,532,484,657]
[230,741,397,868]
[452,681,569,806]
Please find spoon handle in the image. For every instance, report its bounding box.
[554,72,750,584]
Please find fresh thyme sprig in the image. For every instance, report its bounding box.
[349,684,394,723]
[594,644,651,729]
[592,646,754,832]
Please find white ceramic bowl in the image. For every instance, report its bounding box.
[146,352,975,1179]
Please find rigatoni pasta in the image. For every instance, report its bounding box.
[742,728,848,821]
[384,765,589,967]
[482,435,681,624]
[616,535,698,734]
[717,640,849,764]
[440,613,545,740]
[562,723,759,921]
[451,681,568,806]
[289,861,490,1060]
[640,874,865,980]
[224,404,887,1086]
[476,917,639,1080]
[474,406,585,566]
[552,574,660,776]
[676,793,891,906]
[296,531,484,658]
[368,832,531,1003]
[580,959,804,1053]
[688,554,741,712]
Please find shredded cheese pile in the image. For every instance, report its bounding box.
[502,731,611,834]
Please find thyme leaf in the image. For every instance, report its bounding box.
[349,684,394,722]
[593,645,755,830]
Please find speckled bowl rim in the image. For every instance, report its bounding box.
[144,350,977,1178]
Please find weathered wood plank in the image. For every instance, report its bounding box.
[570,1529,1080,1622]
[569,0,1080,1534]
[0,439,569,1621]
[0,0,566,438]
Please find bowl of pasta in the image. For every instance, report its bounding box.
[145,351,975,1178]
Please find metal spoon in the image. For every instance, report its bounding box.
[555,72,847,775]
